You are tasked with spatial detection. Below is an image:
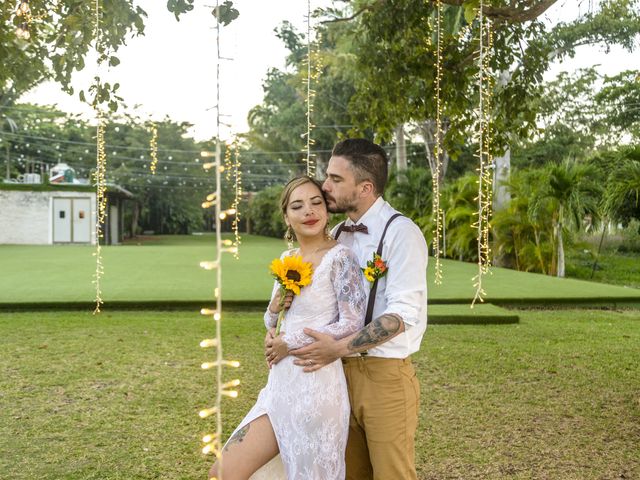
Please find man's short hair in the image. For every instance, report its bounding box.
[332,138,389,196]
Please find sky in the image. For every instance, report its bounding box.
[21,0,640,141]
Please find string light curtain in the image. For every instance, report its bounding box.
[92,0,108,314]
[471,0,494,307]
[149,122,158,174]
[432,0,444,286]
[304,0,322,178]
[198,2,241,476]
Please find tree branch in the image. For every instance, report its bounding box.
[322,0,558,24]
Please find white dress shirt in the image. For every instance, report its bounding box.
[332,197,428,358]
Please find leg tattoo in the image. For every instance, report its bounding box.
[224,423,250,452]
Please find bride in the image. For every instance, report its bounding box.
[209,176,366,480]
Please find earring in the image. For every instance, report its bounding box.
[324,224,332,241]
[285,226,294,250]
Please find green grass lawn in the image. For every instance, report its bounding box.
[1,235,639,307]
[567,248,640,289]
[1,309,639,479]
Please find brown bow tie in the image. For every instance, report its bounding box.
[341,223,368,234]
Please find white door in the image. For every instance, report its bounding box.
[53,198,72,243]
[72,198,91,243]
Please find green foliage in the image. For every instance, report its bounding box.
[441,173,478,261]
[0,0,226,109]
[212,0,239,26]
[531,160,602,231]
[247,185,285,238]
[619,219,640,253]
[244,18,364,172]
[385,166,432,232]
[340,0,640,158]
[492,169,554,273]
[513,68,640,171]
[600,145,640,223]
[0,104,225,235]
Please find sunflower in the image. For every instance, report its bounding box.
[270,255,313,295]
[269,255,313,334]
[363,267,376,283]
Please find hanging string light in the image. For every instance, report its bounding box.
[431,0,444,286]
[303,0,322,178]
[92,0,108,315]
[149,123,158,174]
[198,2,241,474]
[481,19,494,276]
[471,0,493,307]
[230,138,242,258]
[222,139,233,182]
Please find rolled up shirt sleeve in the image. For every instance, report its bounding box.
[380,220,428,327]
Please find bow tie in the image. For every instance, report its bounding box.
[341,223,368,234]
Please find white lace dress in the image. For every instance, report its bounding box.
[229,244,366,480]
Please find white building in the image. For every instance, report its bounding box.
[0,184,132,245]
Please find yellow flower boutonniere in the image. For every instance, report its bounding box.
[269,255,313,334]
[362,252,388,286]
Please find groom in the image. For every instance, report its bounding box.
[291,138,429,480]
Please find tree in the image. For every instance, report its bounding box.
[0,103,229,235]
[512,68,640,169]
[602,145,640,225]
[327,0,640,183]
[530,160,602,277]
[492,168,554,273]
[0,1,228,110]
[244,19,365,180]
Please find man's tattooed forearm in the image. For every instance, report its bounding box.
[347,314,403,353]
[223,423,250,451]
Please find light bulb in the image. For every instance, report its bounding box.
[198,407,218,418]
[199,339,218,348]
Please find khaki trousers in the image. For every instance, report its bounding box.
[342,356,420,480]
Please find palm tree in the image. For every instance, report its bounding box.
[603,146,640,220]
[530,160,603,277]
[441,173,478,261]
[492,169,554,273]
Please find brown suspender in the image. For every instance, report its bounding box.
[334,213,403,325]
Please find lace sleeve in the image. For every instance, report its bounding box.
[263,249,296,329]
[263,280,280,329]
[282,247,366,349]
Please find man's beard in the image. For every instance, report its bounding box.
[327,193,358,214]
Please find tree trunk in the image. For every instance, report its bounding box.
[418,120,448,190]
[395,124,407,183]
[5,142,10,180]
[315,153,328,181]
[131,201,140,237]
[557,228,565,277]
[493,148,511,211]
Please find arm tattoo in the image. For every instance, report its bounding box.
[347,313,403,353]
[224,423,250,451]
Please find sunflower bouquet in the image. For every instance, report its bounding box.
[269,255,313,335]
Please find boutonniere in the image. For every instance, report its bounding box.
[362,252,388,284]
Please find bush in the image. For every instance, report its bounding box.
[618,219,640,253]
[248,185,286,238]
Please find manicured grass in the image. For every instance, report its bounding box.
[1,309,638,479]
[2,235,639,307]
[567,248,640,289]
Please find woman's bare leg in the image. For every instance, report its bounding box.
[209,414,279,480]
